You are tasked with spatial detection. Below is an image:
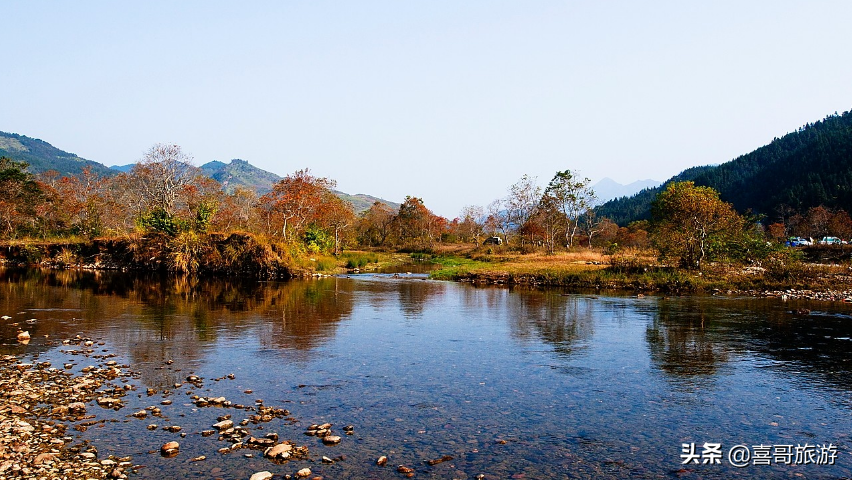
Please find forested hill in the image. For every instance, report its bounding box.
[2,131,400,214]
[199,159,282,195]
[0,131,114,177]
[596,109,852,225]
[595,166,716,225]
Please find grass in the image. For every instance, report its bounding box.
[421,246,852,293]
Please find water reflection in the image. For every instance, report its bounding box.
[503,290,595,358]
[646,298,730,380]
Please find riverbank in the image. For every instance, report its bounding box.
[421,249,852,301]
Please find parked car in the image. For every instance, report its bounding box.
[785,237,812,247]
[482,236,503,246]
[819,236,843,245]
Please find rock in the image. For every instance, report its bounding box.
[296,468,312,478]
[131,410,147,418]
[213,419,233,430]
[17,331,30,342]
[250,471,273,480]
[190,455,206,462]
[322,435,341,445]
[96,397,122,407]
[160,441,179,457]
[425,455,454,466]
[33,452,55,465]
[398,465,414,473]
[377,455,388,466]
[264,442,293,458]
[322,456,334,463]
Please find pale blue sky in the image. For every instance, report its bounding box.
[4,1,851,217]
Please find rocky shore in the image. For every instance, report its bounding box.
[0,340,135,479]
[0,330,394,480]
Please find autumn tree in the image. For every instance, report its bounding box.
[505,175,541,245]
[356,201,397,247]
[132,144,198,216]
[0,157,49,238]
[651,181,743,270]
[542,170,596,249]
[396,196,443,248]
[456,205,485,245]
[317,193,355,255]
[259,169,335,241]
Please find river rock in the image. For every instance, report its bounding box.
[160,441,179,457]
[322,435,341,445]
[296,467,312,478]
[377,455,388,466]
[264,442,292,459]
[249,471,273,480]
[213,419,233,430]
[16,331,30,342]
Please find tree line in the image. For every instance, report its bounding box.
[2,142,851,273]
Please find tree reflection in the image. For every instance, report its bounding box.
[645,299,729,381]
[504,289,595,358]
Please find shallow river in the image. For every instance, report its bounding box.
[2,268,852,479]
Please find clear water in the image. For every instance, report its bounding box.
[2,268,852,479]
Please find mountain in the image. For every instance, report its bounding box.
[0,131,115,177]
[595,166,716,225]
[5,131,399,214]
[596,109,852,225]
[591,177,661,203]
[199,159,282,195]
[197,159,400,212]
[335,192,400,214]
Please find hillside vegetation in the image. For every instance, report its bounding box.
[0,131,114,177]
[596,110,852,224]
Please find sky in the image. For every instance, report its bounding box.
[3,1,852,218]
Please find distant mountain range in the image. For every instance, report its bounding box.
[591,177,661,203]
[0,131,398,213]
[596,109,852,225]
[0,132,114,177]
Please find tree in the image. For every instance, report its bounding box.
[131,143,198,217]
[356,201,397,247]
[0,157,49,238]
[505,175,541,245]
[259,169,335,241]
[651,181,743,270]
[317,193,355,255]
[396,196,444,248]
[456,205,485,245]
[542,170,596,248]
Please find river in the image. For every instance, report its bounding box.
[2,268,851,479]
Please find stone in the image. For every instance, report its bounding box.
[264,443,293,458]
[213,419,233,430]
[160,441,179,457]
[296,468,312,478]
[17,331,30,342]
[249,471,273,480]
[322,435,341,445]
[377,455,388,466]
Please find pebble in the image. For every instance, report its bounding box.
[377,455,388,466]
[160,441,180,457]
[296,467,312,478]
[250,472,273,480]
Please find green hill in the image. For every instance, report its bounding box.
[200,158,282,195]
[0,131,114,177]
[596,109,852,225]
[0,130,400,215]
